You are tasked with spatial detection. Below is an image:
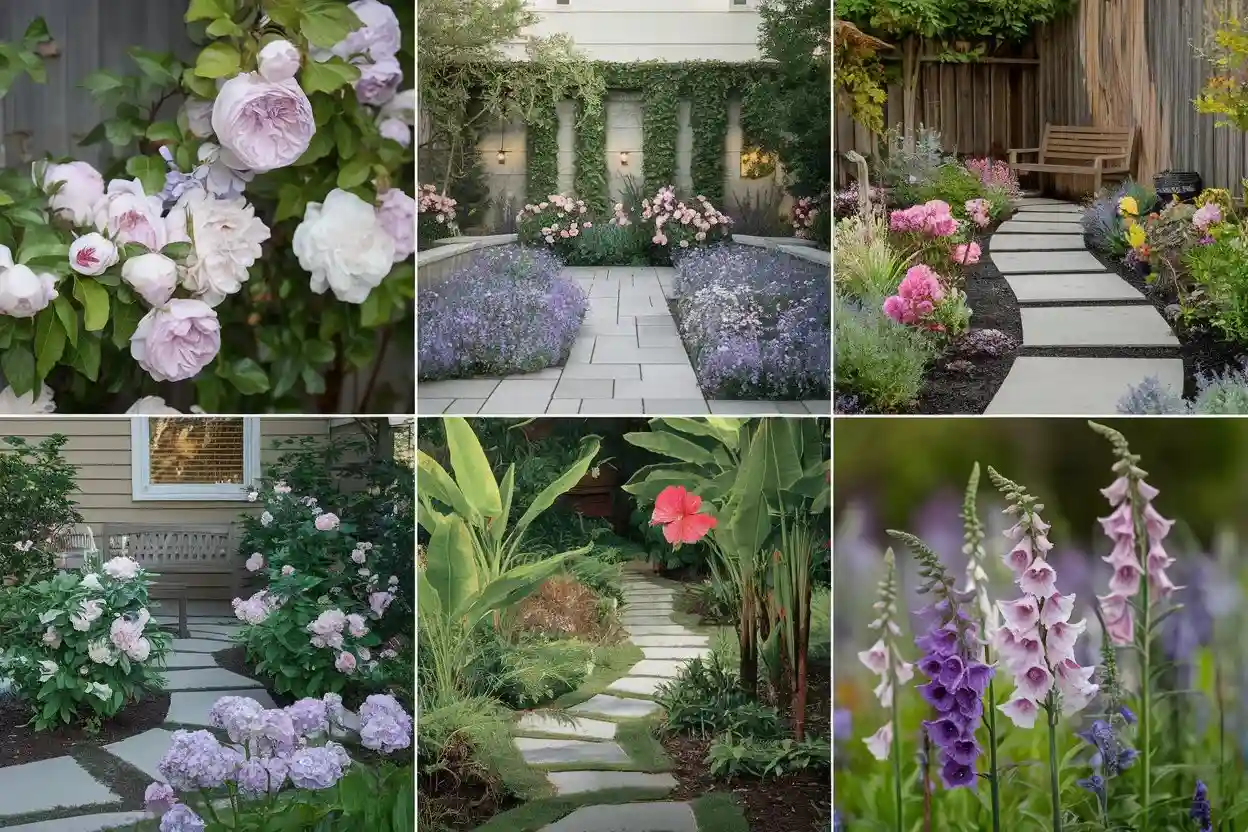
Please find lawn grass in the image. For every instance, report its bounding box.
[615,714,671,771]
[471,788,676,832]
[543,641,643,711]
[692,792,750,831]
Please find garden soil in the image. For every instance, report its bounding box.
[0,691,168,767]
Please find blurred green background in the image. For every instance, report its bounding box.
[834,417,1248,547]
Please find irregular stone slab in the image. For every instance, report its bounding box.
[159,652,224,668]
[628,660,690,678]
[546,770,678,796]
[986,357,1184,415]
[569,694,661,719]
[625,625,698,636]
[539,801,697,832]
[641,647,710,661]
[1015,202,1084,213]
[1016,197,1072,206]
[162,668,264,691]
[608,677,665,696]
[514,737,631,765]
[624,603,675,613]
[1004,211,1088,223]
[183,632,237,644]
[998,220,1085,234]
[1005,273,1144,303]
[104,728,177,781]
[621,616,674,626]
[629,635,709,647]
[166,688,277,726]
[517,714,618,740]
[989,234,1088,251]
[4,811,157,832]
[1021,306,1179,347]
[991,250,1105,273]
[0,757,122,816]
[169,638,234,653]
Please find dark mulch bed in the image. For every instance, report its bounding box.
[912,217,1023,414]
[418,758,520,832]
[1086,240,1245,399]
[662,662,833,832]
[0,690,169,768]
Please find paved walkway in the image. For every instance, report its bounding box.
[985,197,1184,414]
[418,266,829,416]
[511,574,713,831]
[0,614,299,832]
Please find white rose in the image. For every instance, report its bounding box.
[69,232,119,276]
[42,161,105,227]
[182,97,215,138]
[122,252,178,308]
[378,88,415,125]
[93,178,167,250]
[0,383,55,413]
[212,73,315,173]
[261,511,274,527]
[293,189,395,303]
[37,660,57,682]
[164,189,270,306]
[258,39,302,82]
[0,261,57,318]
[377,117,411,147]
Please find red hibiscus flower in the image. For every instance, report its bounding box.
[649,485,717,545]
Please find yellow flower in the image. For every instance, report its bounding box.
[1119,196,1139,216]
[1126,222,1146,249]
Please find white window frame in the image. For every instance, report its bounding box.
[130,417,261,501]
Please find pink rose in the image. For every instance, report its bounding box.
[42,161,105,227]
[130,299,222,382]
[334,0,401,62]
[882,295,907,324]
[376,189,414,261]
[211,73,315,173]
[368,591,393,617]
[354,56,402,106]
[245,553,264,572]
[93,179,167,250]
[315,513,340,531]
[69,233,119,277]
[121,252,179,308]
[335,651,357,674]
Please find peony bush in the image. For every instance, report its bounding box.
[0,1,414,414]
[0,556,171,730]
[233,481,403,700]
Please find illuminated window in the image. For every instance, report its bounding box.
[131,417,260,501]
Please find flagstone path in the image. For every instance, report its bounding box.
[509,574,730,831]
[985,197,1184,414]
[418,266,829,417]
[0,614,311,832]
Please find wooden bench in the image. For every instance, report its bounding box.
[97,524,245,620]
[1008,124,1136,194]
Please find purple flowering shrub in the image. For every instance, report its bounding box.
[1,557,171,730]
[418,246,588,380]
[144,692,413,830]
[233,481,404,702]
[672,246,830,399]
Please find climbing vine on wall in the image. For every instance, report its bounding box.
[526,100,559,200]
[574,97,609,215]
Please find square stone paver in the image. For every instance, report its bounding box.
[643,399,710,414]
[169,638,236,653]
[595,346,690,365]
[625,625,698,636]
[417,379,500,399]
[103,728,177,780]
[417,399,452,414]
[0,757,122,815]
[580,399,642,414]
[1021,305,1179,347]
[162,668,265,691]
[516,714,618,740]
[480,379,557,414]
[160,652,223,668]
[803,401,832,414]
[621,615,674,625]
[991,250,1105,273]
[998,220,1084,234]
[513,737,630,765]
[560,364,641,380]
[1003,211,1088,223]
[540,802,696,832]
[986,357,1184,415]
[1015,202,1083,212]
[989,234,1087,251]
[554,378,614,399]
[444,399,486,414]
[1005,273,1144,303]
[545,399,582,414]
[569,694,661,719]
[628,660,690,678]
[608,677,666,696]
[166,688,277,726]
[545,771,678,797]
[630,635,709,647]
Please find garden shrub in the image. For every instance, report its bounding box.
[833,293,935,412]
[730,187,790,237]
[234,480,404,702]
[417,246,588,380]
[891,164,1012,223]
[656,650,750,737]
[834,213,907,300]
[0,433,81,581]
[963,157,1022,201]
[464,633,597,709]
[517,193,593,253]
[417,184,460,250]
[1119,362,1248,415]
[1,558,171,730]
[1083,179,1159,257]
[1177,214,1247,336]
[672,246,829,399]
[873,125,949,189]
[563,222,647,267]
[613,185,733,266]
[705,733,831,779]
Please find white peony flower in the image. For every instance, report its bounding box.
[0,262,57,318]
[293,189,395,303]
[69,233,120,276]
[93,178,167,250]
[42,626,61,648]
[261,511,274,527]
[37,660,57,682]
[0,383,55,413]
[42,161,105,227]
[121,252,178,308]
[86,682,113,701]
[88,639,118,666]
[103,556,141,581]
[165,189,270,306]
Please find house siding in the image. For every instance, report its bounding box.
[0,417,331,533]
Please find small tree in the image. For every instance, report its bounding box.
[0,434,81,582]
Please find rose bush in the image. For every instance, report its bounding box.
[0,433,81,581]
[516,193,593,254]
[0,557,171,730]
[0,2,414,414]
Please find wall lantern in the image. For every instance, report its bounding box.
[619,151,629,166]
[497,150,507,164]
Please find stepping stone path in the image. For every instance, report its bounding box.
[511,575,712,830]
[418,266,829,416]
[0,617,357,832]
[986,197,1184,414]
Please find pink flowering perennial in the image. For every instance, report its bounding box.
[889,200,959,237]
[883,264,945,326]
[858,549,913,760]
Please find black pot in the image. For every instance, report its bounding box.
[1153,170,1203,203]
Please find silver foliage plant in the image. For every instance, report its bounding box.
[1118,362,1248,414]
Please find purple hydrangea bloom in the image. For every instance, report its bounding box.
[288,746,346,790]
[157,730,242,790]
[671,245,829,399]
[208,696,265,743]
[418,246,588,379]
[235,757,290,795]
[287,697,330,736]
[159,803,205,832]
[144,781,177,816]
[359,693,412,753]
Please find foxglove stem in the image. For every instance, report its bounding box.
[1046,695,1062,832]
[890,659,903,832]
[1134,478,1152,832]
[985,659,1001,832]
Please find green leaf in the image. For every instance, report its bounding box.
[22,17,51,48]
[0,191,14,208]
[224,358,270,395]
[53,295,78,349]
[206,17,245,38]
[128,48,180,86]
[300,3,363,49]
[334,117,360,160]
[81,70,126,96]
[359,289,388,327]
[301,58,360,95]
[104,118,141,147]
[194,42,241,79]
[293,129,334,166]
[185,0,230,22]
[303,340,335,364]
[34,308,66,380]
[512,438,601,542]
[73,278,110,332]
[69,334,101,381]
[275,184,308,223]
[126,155,167,197]
[161,242,193,261]
[336,155,373,189]
[444,417,502,517]
[1,345,35,396]
[424,514,480,618]
[624,430,718,466]
[17,238,68,265]
[146,121,182,144]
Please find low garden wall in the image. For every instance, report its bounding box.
[417,235,519,290]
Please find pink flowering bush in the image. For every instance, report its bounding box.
[791,195,820,238]
[882,265,946,326]
[517,193,593,253]
[417,184,459,251]
[888,200,960,238]
[0,556,171,730]
[963,157,1022,201]
[625,186,733,265]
